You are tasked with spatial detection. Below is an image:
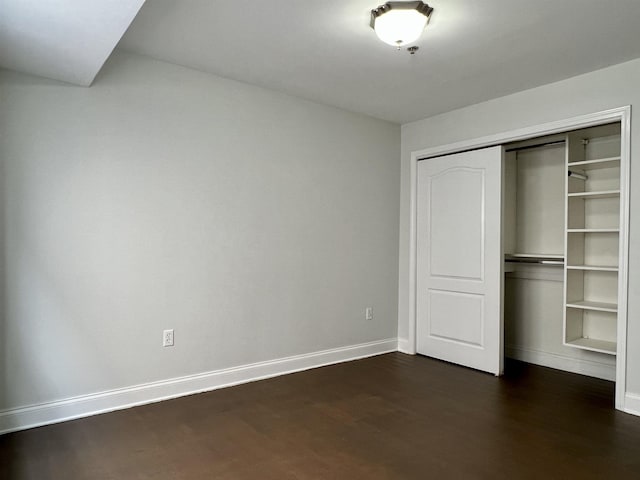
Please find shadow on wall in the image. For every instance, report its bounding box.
[0,141,122,416]
[0,152,6,415]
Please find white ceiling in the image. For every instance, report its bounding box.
[2,1,640,123]
[0,0,144,86]
[118,0,640,124]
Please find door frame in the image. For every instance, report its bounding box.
[405,106,631,411]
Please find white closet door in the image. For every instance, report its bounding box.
[416,146,503,375]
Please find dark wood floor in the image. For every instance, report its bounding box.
[2,353,640,479]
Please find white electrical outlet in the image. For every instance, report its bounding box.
[163,329,174,347]
[365,307,373,321]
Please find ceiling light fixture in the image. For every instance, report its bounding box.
[370,1,433,48]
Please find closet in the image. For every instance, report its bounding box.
[503,123,621,380]
[415,118,627,391]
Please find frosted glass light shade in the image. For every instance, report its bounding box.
[374,9,428,46]
[370,2,433,47]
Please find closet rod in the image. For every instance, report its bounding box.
[505,140,565,153]
[568,170,588,181]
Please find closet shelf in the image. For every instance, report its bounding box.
[566,265,618,272]
[566,300,617,313]
[567,228,619,233]
[567,190,620,199]
[505,254,564,266]
[507,253,564,259]
[567,156,620,170]
[565,338,616,355]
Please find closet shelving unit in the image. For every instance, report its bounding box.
[564,128,622,355]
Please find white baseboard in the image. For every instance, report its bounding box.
[0,338,398,435]
[624,392,640,417]
[506,345,615,381]
[397,337,413,354]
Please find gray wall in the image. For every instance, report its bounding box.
[0,50,400,410]
[399,57,640,397]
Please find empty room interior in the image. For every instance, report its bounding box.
[3,0,640,478]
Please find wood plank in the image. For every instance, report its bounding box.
[568,190,620,199]
[566,300,618,312]
[567,156,620,170]
[566,264,618,272]
[565,337,617,355]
